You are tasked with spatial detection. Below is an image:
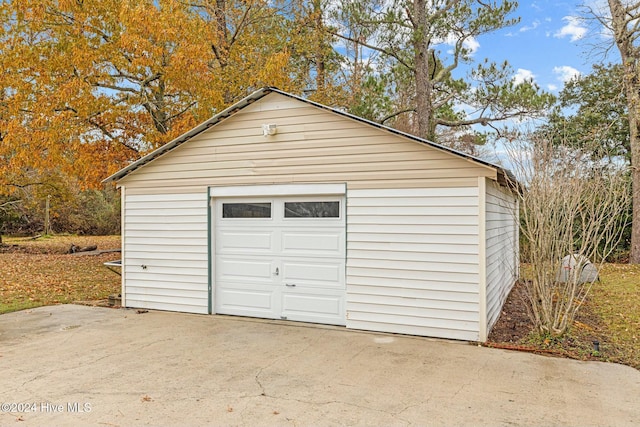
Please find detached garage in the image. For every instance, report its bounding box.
[104,87,519,342]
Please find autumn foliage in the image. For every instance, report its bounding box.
[0,0,346,233]
[0,0,340,190]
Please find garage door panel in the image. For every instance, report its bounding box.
[281,230,344,256]
[217,257,275,283]
[216,288,279,319]
[217,230,274,252]
[282,290,345,325]
[216,282,276,313]
[282,261,343,288]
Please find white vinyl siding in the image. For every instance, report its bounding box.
[485,179,519,331]
[345,188,481,341]
[119,93,496,192]
[123,192,209,314]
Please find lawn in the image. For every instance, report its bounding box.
[0,235,121,314]
[586,264,640,368]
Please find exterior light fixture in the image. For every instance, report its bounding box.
[262,123,277,136]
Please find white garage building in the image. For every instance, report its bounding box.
[104,87,519,342]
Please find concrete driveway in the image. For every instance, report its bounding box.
[0,305,638,427]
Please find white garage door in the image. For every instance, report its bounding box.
[214,196,346,325]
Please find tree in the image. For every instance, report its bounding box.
[281,0,348,105]
[603,0,640,263]
[8,0,211,151]
[540,64,632,259]
[183,0,312,102]
[0,0,204,191]
[331,0,554,142]
[543,63,629,162]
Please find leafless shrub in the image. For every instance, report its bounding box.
[504,134,631,336]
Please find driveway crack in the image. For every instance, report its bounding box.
[244,393,412,425]
[255,331,328,397]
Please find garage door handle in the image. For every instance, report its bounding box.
[285,283,296,287]
[273,268,279,276]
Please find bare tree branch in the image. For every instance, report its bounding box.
[379,108,417,124]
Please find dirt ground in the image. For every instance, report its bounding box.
[487,281,618,364]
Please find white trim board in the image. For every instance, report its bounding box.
[477,177,488,342]
[210,183,346,198]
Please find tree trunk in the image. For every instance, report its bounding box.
[215,0,229,56]
[628,85,640,263]
[313,0,326,92]
[412,0,435,141]
[211,0,232,104]
[608,0,640,263]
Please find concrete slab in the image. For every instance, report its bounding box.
[0,305,638,427]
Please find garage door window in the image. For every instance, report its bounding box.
[284,201,340,218]
[222,202,271,218]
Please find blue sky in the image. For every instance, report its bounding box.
[473,0,615,94]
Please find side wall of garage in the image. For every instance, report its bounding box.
[485,179,519,332]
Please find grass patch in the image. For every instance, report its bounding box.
[0,235,121,314]
[489,263,640,370]
[585,264,640,368]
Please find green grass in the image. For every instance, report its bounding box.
[585,264,640,368]
[0,299,43,314]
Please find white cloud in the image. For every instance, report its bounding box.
[438,34,480,55]
[547,83,558,91]
[513,68,536,85]
[463,37,480,54]
[553,65,581,83]
[520,20,540,32]
[554,16,587,41]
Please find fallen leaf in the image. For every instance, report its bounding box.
[141,395,152,402]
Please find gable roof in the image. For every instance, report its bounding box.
[103,87,515,187]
